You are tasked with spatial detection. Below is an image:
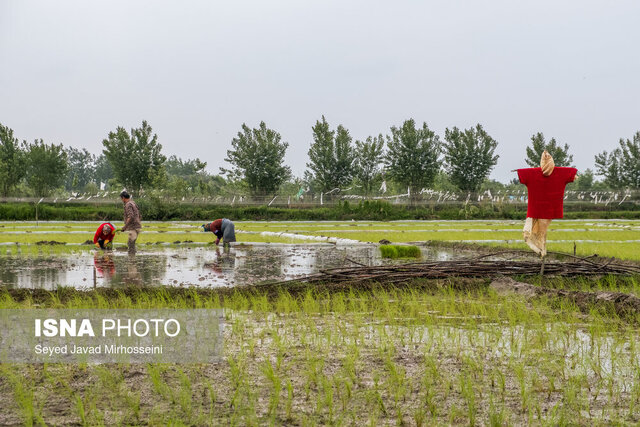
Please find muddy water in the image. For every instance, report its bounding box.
[0,244,461,290]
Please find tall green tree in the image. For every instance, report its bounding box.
[165,155,207,177]
[443,124,499,192]
[525,133,574,167]
[334,125,355,188]
[306,116,355,193]
[353,135,384,195]
[595,131,640,189]
[0,123,27,197]
[102,120,166,192]
[165,155,209,197]
[594,152,623,189]
[384,119,441,195]
[223,121,291,196]
[25,140,68,197]
[65,147,96,191]
[94,154,114,188]
[574,168,595,190]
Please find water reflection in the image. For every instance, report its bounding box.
[93,253,115,281]
[0,256,69,288]
[204,247,237,283]
[124,253,143,286]
[0,244,464,290]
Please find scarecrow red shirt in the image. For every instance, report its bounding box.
[517,167,577,219]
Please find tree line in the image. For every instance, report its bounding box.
[1,119,638,198]
[0,121,226,198]
[224,117,639,197]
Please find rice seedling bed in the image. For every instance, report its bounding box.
[1,283,640,425]
[379,245,422,259]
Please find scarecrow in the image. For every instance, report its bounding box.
[517,151,577,266]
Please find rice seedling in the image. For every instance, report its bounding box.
[459,371,477,426]
[488,398,507,427]
[175,369,193,419]
[260,359,282,420]
[74,395,86,426]
[284,379,294,421]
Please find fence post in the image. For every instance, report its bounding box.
[35,198,43,227]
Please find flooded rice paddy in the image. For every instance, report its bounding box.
[0,244,465,290]
[1,219,638,289]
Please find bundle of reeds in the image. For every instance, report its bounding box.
[263,253,640,287]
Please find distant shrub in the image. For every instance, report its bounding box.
[0,199,638,221]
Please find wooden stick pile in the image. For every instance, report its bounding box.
[263,255,640,287]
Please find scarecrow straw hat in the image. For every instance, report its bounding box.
[540,150,555,176]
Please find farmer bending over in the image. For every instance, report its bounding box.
[93,222,116,250]
[120,190,142,254]
[201,218,236,247]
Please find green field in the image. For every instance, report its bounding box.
[1,219,639,260]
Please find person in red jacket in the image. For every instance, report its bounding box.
[201,218,236,247]
[93,222,116,250]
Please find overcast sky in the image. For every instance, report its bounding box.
[1,0,638,183]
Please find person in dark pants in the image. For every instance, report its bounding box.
[201,218,236,247]
[93,222,116,250]
[120,190,142,254]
